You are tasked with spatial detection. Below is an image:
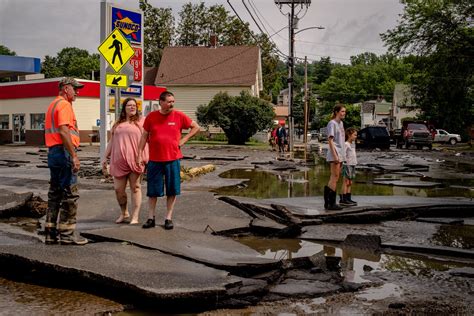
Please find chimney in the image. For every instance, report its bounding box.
[209,34,218,48]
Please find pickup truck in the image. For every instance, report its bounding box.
[395,121,432,150]
[433,129,461,145]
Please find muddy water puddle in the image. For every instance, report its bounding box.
[0,276,123,314]
[235,237,471,283]
[430,224,474,249]
[213,162,474,199]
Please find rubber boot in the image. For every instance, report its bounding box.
[339,194,352,207]
[327,188,343,210]
[44,227,58,245]
[347,193,358,206]
[44,205,59,245]
[323,186,330,210]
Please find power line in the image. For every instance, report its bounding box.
[240,0,288,59]
[226,0,288,59]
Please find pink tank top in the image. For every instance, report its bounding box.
[109,118,149,178]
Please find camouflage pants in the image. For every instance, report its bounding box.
[46,184,79,236]
[46,145,79,237]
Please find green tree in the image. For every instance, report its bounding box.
[381,0,473,137]
[41,47,99,79]
[310,57,333,85]
[196,91,274,145]
[139,0,175,67]
[318,103,360,130]
[0,44,16,56]
[176,2,207,46]
[317,53,412,104]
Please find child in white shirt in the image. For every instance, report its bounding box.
[340,128,358,206]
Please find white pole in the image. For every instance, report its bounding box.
[99,0,108,159]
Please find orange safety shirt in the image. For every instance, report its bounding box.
[44,96,80,148]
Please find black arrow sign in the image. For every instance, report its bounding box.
[112,76,122,85]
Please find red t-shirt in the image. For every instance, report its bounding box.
[143,110,192,162]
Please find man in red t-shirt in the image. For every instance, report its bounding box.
[137,91,200,229]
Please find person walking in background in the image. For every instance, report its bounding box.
[136,91,200,230]
[277,121,287,154]
[44,77,88,245]
[323,104,346,211]
[102,97,148,225]
[270,125,278,151]
[339,127,358,207]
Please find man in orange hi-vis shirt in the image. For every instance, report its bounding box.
[44,77,88,245]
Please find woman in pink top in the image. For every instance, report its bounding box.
[102,97,148,224]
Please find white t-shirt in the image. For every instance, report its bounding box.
[344,141,357,165]
[326,119,345,162]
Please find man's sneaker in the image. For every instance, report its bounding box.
[59,234,88,245]
[142,218,155,229]
[164,219,174,230]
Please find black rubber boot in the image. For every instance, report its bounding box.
[44,227,58,245]
[327,188,343,210]
[339,194,352,207]
[323,186,330,210]
[347,193,358,206]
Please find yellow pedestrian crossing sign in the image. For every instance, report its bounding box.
[106,74,128,88]
[98,29,134,73]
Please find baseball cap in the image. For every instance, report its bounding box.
[58,77,84,90]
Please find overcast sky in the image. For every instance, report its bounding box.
[0,0,404,64]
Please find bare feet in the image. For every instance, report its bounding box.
[115,214,130,224]
[129,217,139,225]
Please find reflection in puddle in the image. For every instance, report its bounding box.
[236,237,324,260]
[356,283,402,300]
[235,237,470,283]
[214,163,473,199]
[430,224,474,249]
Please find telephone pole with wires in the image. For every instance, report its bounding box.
[274,0,311,152]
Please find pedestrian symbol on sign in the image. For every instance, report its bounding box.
[98,29,134,73]
[109,34,123,65]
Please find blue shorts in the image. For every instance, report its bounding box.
[146,160,181,197]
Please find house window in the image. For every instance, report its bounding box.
[30,113,45,130]
[0,115,9,129]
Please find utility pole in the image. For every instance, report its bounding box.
[275,0,312,152]
[303,56,308,158]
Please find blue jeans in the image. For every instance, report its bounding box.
[46,146,79,235]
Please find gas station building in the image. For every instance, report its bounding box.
[0,55,165,146]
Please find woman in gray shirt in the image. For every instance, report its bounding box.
[324,104,346,210]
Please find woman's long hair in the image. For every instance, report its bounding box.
[112,97,140,131]
[331,104,345,119]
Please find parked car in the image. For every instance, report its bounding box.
[318,127,328,142]
[356,126,391,150]
[310,130,320,140]
[395,121,432,150]
[433,129,461,145]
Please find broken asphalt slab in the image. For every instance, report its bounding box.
[0,241,266,310]
[82,225,280,276]
[253,195,474,218]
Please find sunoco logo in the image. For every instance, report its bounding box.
[114,10,140,41]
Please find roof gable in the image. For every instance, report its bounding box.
[155,46,260,86]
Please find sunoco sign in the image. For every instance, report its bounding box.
[111,7,142,44]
